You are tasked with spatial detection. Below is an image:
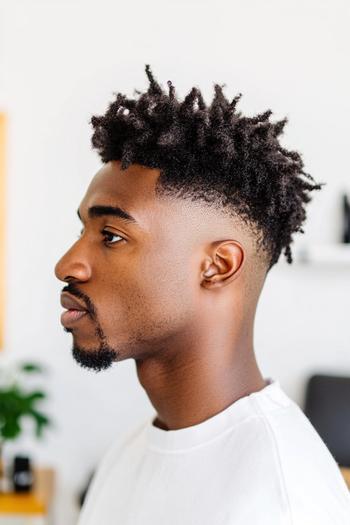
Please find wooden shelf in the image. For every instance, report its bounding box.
[0,468,54,515]
[340,466,350,490]
[294,244,350,265]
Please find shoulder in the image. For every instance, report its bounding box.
[77,418,149,523]
[247,383,350,523]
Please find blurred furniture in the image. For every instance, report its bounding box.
[304,374,350,488]
[0,467,55,524]
[340,467,350,489]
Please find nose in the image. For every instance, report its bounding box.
[54,242,92,283]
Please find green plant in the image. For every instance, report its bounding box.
[0,360,51,472]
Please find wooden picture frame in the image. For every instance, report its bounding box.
[0,113,6,351]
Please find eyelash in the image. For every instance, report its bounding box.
[78,229,124,246]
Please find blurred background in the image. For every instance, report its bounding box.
[0,0,349,523]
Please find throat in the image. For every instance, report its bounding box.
[152,416,169,431]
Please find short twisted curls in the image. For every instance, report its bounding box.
[90,65,322,269]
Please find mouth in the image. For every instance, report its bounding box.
[60,309,89,328]
[60,292,90,329]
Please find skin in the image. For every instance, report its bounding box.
[55,160,268,431]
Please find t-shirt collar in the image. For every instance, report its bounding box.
[145,377,280,452]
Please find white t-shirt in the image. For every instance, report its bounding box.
[77,378,350,524]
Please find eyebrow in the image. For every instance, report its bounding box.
[77,205,140,226]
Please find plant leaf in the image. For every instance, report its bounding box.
[1,415,21,439]
[19,362,43,373]
[29,409,50,438]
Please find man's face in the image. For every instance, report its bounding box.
[55,161,206,371]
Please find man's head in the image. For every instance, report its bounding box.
[55,65,321,372]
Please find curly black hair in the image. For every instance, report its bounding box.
[90,64,322,270]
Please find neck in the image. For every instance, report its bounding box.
[135,316,266,431]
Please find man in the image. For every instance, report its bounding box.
[55,65,350,524]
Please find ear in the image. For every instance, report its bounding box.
[201,240,245,289]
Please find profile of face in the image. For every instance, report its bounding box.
[55,160,244,372]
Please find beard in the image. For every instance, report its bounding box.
[66,325,119,372]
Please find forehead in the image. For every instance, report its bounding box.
[79,160,243,246]
[82,161,161,210]
[79,161,166,230]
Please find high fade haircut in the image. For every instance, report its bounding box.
[90,64,322,270]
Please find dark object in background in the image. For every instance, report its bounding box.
[12,455,34,492]
[78,470,95,508]
[342,193,350,243]
[304,374,350,467]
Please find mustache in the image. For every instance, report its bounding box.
[61,283,97,318]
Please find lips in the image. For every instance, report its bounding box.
[60,292,89,328]
[60,293,88,311]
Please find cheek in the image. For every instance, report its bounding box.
[97,244,197,332]
[133,250,196,321]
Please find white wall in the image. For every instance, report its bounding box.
[0,0,349,523]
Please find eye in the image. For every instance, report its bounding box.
[77,229,124,246]
[101,229,124,246]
